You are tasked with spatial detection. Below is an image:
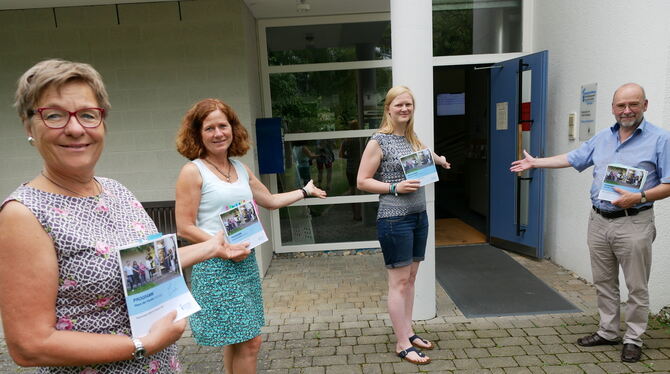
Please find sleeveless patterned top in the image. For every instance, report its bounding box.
[371,133,426,219]
[2,178,180,374]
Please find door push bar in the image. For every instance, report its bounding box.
[516,59,533,236]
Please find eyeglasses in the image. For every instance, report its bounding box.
[613,102,642,113]
[34,107,105,129]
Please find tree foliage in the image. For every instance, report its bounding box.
[433,9,473,56]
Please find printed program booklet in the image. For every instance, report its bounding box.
[399,148,439,186]
[220,200,268,249]
[117,233,200,338]
[598,163,648,202]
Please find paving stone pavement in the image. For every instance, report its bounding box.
[2,250,670,373]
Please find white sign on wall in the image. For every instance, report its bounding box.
[579,83,597,140]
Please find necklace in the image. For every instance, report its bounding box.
[40,171,99,198]
[204,158,232,182]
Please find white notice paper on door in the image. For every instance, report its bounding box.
[496,102,508,130]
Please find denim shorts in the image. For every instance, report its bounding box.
[376,211,429,268]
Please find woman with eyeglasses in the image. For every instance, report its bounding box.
[0,59,249,373]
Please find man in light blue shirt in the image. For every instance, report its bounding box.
[511,83,670,363]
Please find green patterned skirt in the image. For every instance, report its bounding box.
[189,251,264,346]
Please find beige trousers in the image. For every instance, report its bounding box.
[587,208,655,346]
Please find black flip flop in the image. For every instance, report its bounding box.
[409,334,434,350]
[397,346,431,365]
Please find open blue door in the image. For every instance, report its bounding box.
[489,51,548,258]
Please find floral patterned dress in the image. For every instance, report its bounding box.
[2,178,181,374]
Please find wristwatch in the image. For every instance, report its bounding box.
[132,338,146,360]
[640,190,647,204]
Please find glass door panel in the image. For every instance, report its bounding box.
[270,68,391,133]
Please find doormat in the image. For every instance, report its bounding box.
[435,244,581,318]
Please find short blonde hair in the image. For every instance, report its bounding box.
[14,59,111,123]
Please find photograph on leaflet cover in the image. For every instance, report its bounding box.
[220,200,268,249]
[598,163,648,202]
[117,233,200,338]
[399,148,439,186]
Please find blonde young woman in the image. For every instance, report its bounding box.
[357,86,450,365]
[174,98,326,374]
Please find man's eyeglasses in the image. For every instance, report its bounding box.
[33,107,105,129]
[613,102,642,113]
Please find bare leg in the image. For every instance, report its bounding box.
[223,345,233,373]
[405,262,431,349]
[225,336,262,374]
[405,262,418,321]
[387,266,429,363]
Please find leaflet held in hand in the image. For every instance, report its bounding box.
[117,233,200,338]
[598,163,648,202]
[399,148,439,186]
[220,200,268,249]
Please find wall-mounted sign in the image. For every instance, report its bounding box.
[579,83,597,140]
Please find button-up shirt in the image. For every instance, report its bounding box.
[567,119,670,211]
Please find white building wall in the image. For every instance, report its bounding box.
[0,0,271,274]
[241,5,273,274]
[532,0,670,312]
[0,0,259,199]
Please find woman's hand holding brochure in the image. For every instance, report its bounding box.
[228,241,252,262]
[207,231,250,262]
[397,179,421,194]
[143,310,187,356]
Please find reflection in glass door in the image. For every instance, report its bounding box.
[259,15,393,251]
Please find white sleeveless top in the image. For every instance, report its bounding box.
[192,159,253,235]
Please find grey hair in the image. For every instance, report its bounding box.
[14,58,111,123]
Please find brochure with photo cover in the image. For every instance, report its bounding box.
[220,200,268,249]
[598,163,648,202]
[116,233,200,338]
[399,148,439,186]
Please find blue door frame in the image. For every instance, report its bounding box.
[489,51,548,258]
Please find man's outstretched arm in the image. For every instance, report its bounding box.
[510,150,571,172]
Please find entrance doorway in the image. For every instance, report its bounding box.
[433,64,490,246]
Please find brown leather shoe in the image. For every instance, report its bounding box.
[621,343,642,362]
[576,332,619,347]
